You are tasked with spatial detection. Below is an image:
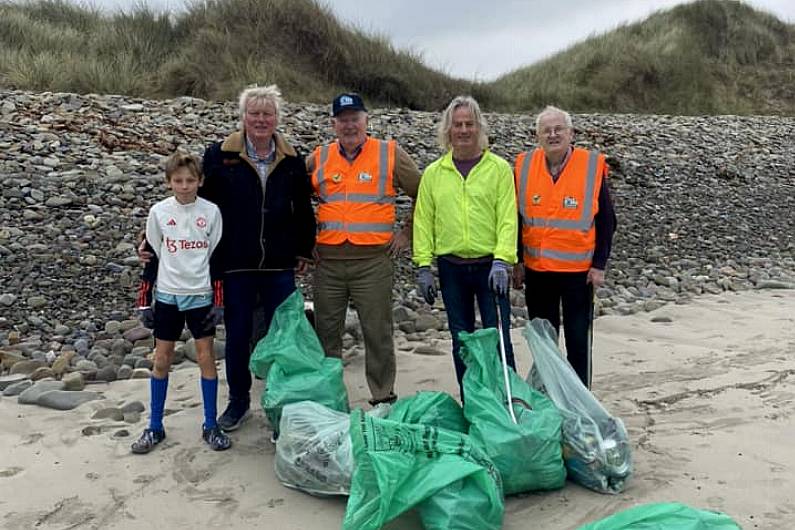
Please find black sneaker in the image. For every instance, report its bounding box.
[217,401,249,432]
[202,425,232,451]
[368,393,398,407]
[131,428,166,454]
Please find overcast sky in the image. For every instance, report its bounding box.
[83,0,794,80]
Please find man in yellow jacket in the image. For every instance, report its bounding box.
[413,95,518,400]
[513,105,617,389]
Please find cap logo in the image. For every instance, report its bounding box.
[340,95,354,106]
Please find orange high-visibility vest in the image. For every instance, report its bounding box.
[311,137,397,246]
[514,147,606,272]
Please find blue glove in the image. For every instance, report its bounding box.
[488,259,512,296]
[416,267,437,305]
[138,307,154,329]
[202,306,225,329]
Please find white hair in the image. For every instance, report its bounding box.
[534,105,573,131]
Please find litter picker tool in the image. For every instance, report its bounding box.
[495,295,518,424]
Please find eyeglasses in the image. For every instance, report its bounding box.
[539,125,569,137]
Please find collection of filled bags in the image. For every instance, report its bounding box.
[249,292,742,528]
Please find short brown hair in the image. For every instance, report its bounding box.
[164,151,203,182]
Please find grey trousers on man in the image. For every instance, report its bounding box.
[313,253,396,402]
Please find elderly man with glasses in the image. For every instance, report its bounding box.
[513,105,617,389]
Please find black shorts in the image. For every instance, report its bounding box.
[153,301,215,341]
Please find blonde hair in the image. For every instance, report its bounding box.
[164,150,203,183]
[238,84,284,128]
[436,95,489,152]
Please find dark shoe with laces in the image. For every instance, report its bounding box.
[131,428,166,454]
[202,425,232,451]
[217,401,249,432]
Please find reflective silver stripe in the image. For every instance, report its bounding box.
[316,145,331,198]
[517,150,532,219]
[319,221,392,233]
[323,193,395,204]
[520,149,600,232]
[378,140,389,198]
[524,246,594,262]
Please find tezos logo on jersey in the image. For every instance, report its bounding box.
[340,96,354,106]
[196,216,207,228]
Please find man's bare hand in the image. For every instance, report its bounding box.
[512,263,524,290]
[586,267,606,287]
[296,257,313,275]
[387,229,411,258]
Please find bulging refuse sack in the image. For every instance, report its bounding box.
[387,390,468,433]
[249,290,349,433]
[576,502,742,530]
[275,401,352,496]
[343,410,504,530]
[524,318,632,494]
[459,328,566,495]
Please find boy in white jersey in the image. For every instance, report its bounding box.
[132,152,230,453]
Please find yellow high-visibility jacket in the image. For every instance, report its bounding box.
[413,149,518,267]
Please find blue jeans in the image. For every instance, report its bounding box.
[223,270,295,405]
[437,258,515,399]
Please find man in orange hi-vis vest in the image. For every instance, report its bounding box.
[513,106,617,389]
[307,93,421,406]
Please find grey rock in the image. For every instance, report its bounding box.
[756,280,792,289]
[37,390,101,410]
[10,360,45,376]
[18,380,66,404]
[413,345,447,356]
[0,374,27,391]
[117,365,133,379]
[134,358,154,370]
[0,294,17,306]
[121,400,145,414]
[95,365,118,382]
[3,379,33,397]
[92,407,124,421]
[131,368,151,379]
[123,327,152,342]
[30,366,54,381]
[27,296,47,309]
[62,372,85,391]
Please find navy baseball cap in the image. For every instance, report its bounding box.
[332,93,367,116]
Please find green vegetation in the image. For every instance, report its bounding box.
[493,0,795,115]
[0,0,793,114]
[0,0,491,109]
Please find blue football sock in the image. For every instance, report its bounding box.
[149,375,168,432]
[201,377,218,430]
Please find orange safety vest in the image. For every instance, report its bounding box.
[514,147,605,272]
[311,137,397,246]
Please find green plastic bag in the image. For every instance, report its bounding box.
[249,290,349,431]
[577,502,742,529]
[459,328,566,494]
[387,391,468,433]
[343,410,504,530]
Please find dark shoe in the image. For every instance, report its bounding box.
[368,393,397,407]
[131,428,166,454]
[217,401,249,431]
[202,425,232,451]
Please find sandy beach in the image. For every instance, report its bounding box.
[2,288,793,529]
